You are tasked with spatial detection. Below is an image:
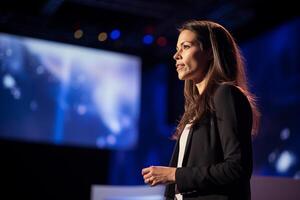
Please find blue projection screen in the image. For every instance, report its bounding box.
[0,33,141,150]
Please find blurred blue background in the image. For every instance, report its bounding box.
[0,33,141,149]
[0,0,299,199]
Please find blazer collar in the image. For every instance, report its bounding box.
[182,125,194,166]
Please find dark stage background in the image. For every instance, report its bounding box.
[0,0,299,199]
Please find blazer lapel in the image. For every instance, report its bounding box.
[182,125,194,166]
[169,139,179,167]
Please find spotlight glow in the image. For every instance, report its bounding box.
[110,29,121,40]
[143,34,154,45]
[98,32,108,42]
[3,74,15,89]
[276,150,296,173]
[157,36,167,46]
[74,29,83,39]
[280,128,290,140]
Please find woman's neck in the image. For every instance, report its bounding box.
[195,78,208,95]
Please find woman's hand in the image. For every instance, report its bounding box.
[141,166,176,186]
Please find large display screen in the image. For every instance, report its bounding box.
[0,32,141,150]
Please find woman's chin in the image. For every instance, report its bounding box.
[177,74,185,80]
[178,73,188,80]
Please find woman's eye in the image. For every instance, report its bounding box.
[183,45,190,49]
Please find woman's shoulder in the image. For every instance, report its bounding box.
[213,83,247,104]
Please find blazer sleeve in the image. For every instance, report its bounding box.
[175,84,253,193]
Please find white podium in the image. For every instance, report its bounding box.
[91,185,165,200]
[91,176,300,200]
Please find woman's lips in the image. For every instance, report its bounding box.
[176,64,185,71]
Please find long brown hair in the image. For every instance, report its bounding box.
[173,20,260,140]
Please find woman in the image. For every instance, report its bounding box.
[142,20,260,200]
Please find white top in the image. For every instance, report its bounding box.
[175,124,192,200]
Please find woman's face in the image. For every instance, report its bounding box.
[173,30,211,83]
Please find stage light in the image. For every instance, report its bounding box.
[74,29,83,39]
[276,150,296,173]
[98,32,108,42]
[110,29,121,40]
[280,128,290,140]
[143,34,154,45]
[11,87,21,99]
[157,36,167,47]
[3,74,15,89]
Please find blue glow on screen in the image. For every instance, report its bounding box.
[0,32,141,150]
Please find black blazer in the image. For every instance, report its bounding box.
[165,84,253,200]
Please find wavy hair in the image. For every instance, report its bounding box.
[173,20,260,139]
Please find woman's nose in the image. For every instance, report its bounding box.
[173,50,181,60]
